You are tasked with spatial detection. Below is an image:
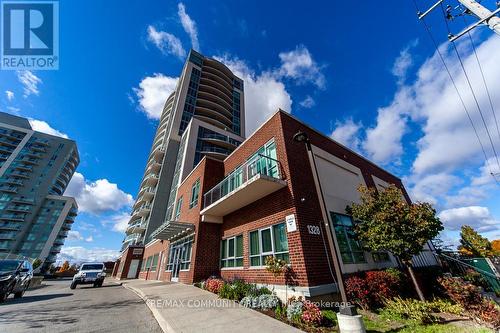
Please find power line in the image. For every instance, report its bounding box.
[439,3,500,171]
[461,14,500,151]
[411,0,498,185]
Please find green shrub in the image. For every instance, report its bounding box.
[275,302,286,320]
[286,300,303,321]
[427,298,464,315]
[381,297,437,324]
[438,276,500,328]
[247,284,272,297]
[321,310,337,327]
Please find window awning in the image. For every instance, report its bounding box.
[151,221,195,241]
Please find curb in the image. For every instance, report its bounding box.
[122,283,176,333]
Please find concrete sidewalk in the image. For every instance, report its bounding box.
[121,279,302,333]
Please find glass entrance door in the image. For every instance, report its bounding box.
[171,246,183,282]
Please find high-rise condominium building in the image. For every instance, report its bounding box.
[121,50,245,254]
[0,112,79,272]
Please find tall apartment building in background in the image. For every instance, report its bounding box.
[0,112,79,272]
[121,50,245,255]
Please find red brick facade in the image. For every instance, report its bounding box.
[131,111,412,296]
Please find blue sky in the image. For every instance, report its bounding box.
[0,0,499,262]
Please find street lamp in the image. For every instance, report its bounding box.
[293,131,356,316]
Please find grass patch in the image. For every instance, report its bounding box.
[362,312,494,333]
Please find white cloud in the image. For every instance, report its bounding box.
[277,45,326,89]
[64,172,134,214]
[28,119,69,138]
[391,39,418,84]
[57,246,119,264]
[409,35,500,175]
[147,25,186,59]
[471,157,500,186]
[5,90,14,101]
[215,55,292,136]
[17,70,42,97]
[178,3,199,51]
[67,230,93,242]
[438,206,499,233]
[67,230,83,241]
[408,173,461,205]
[102,212,131,233]
[362,88,414,164]
[134,73,178,119]
[299,95,315,108]
[330,118,362,151]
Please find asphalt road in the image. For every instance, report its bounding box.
[0,278,162,333]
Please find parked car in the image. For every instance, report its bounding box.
[0,259,33,301]
[70,262,106,289]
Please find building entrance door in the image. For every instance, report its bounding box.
[127,259,140,279]
[171,246,184,282]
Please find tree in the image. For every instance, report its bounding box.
[458,225,494,257]
[346,184,443,301]
[58,261,70,273]
[492,240,500,255]
[32,258,42,270]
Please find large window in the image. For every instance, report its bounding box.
[166,235,194,271]
[249,222,289,267]
[331,213,366,264]
[221,235,243,268]
[143,256,152,271]
[189,179,200,208]
[174,196,183,220]
[151,254,159,271]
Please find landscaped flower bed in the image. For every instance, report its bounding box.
[195,268,499,333]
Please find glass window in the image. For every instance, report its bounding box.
[166,235,194,271]
[189,179,200,208]
[151,254,159,271]
[174,196,183,220]
[249,222,289,266]
[221,235,243,268]
[372,252,390,263]
[331,213,366,264]
[145,256,152,270]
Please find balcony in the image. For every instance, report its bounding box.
[69,207,78,216]
[0,213,25,221]
[126,218,147,234]
[3,178,23,186]
[142,174,159,186]
[19,157,38,165]
[12,197,35,205]
[0,146,14,154]
[0,232,17,240]
[202,133,239,150]
[26,151,44,158]
[139,187,156,200]
[10,171,30,178]
[133,204,151,217]
[0,186,18,193]
[0,223,20,231]
[6,205,31,213]
[200,154,286,222]
[45,254,57,263]
[61,222,71,231]
[197,146,231,160]
[53,238,65,246]
[33,139,50,147]
[14,164,33,172]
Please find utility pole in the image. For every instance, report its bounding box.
[417,0,500,41]
[457,0,500,35]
